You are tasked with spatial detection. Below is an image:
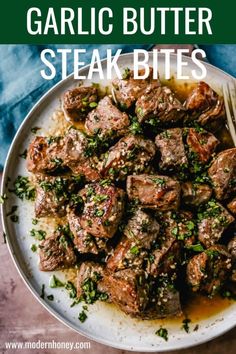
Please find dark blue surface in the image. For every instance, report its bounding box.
[0,44,236,170]
[0,44,152,169]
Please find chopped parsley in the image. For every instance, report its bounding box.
[78,310,88,323]
[12,176,36,201]
[47,294,54,301]
[122,67,131,79]
[32,218,38,225]
[151,177,166,186]
[130,245,139,255]
[6,205,18,216]
[80,273,109,305]
[49,275,65,288]
[155,327,168,341]
[31,127,41,134]
[30,229,46,241]
[94,209,104,217]
[30,244,37,252]
[19,149,27,159]
[65,281,77,299]
[89,102,98,108]
[0,194,7,204]
[186,244,205,252]
[129,116,143,135]
[10,214,19,223]
[40,284,45,299]
[182,318,191,333]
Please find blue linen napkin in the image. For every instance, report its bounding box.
[0,44,153,170]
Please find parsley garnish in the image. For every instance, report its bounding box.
[12,176,36,201]
[49,275,64,288]
[155,327,168,341]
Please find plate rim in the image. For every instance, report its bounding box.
[1,51,236,352]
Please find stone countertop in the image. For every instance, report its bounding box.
[0,172,235,354]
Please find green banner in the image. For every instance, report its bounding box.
[0,0,235,44]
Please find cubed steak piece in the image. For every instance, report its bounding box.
[62,128,100,181]
[135,85,186,125]
[107,209,159,272]
[39,230,76,271]
[155,128,188,172]
[228,236,236,260]
[147,212,180,277]
[67,209,107,254]
[184,81,225,128]
[27,136,64,174]
[181,182,212,206]
[100,135,156,181]
[146,282,182,319]
[198,200,234,248]
[208,148,236,200]
[186,127,219,163]
[35,175,78,218]
[85,96,130,138]
[101,269,149,317]
[112,67,160,109]
[186,245,232,295]
[79,182,125,238]
[124,209,160,249]
[227,197,236,216]
[63,86,98,122]
[77,262,109,300]
[127,174,180,211]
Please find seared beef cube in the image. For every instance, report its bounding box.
[112,67,160,109]
[101,135,156,181]
[79,182,125,238]
[135,85,186,125]
[27,136,64,174]
[228,236,236,260]
[101,269,149,317]
[107,236,146,272]
[186,245,232,295]
[208,148,236,200]
[63,86,98,122]
[227,198,236,216]
[39,231,76,271]
[68,209,107,254]
[77,262,108,299]
[148,212,179,277]
[127,174,180,211]
[147,283,182,319]
[85,96,130,138]
[155,128,187,171]
[124,209,160,249]
[107,209,159,272]
[181,182,212,206]
[186,128,219,163]
[198,200,234,248]
[62,128,100,181]
[184,81,225,128]
[35,175,76,218]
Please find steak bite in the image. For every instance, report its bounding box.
[39,229,76,271]
[181,182,212,206]
[67,209,107,254]
[112,67,160,109]
[197,200,234,248]
[63,86,98,122]
[27,136,64,174]
[186,245,232,295]
[101,269,149,317]
[100,135,156,181]
[208,148,236,200]
[186,127,219,163]
[107,209,159,272]
[155,128,188,172]
[62,128,100,181]
[227,198,236,216]
[77,262,109,300]
[35,175,79,218]
[127,174,180,211]
[79,182,125,238]
[184,81,225,128]
[85,96,130,138]
[135,85,186,125]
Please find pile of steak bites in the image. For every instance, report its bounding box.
[26,67,236,319]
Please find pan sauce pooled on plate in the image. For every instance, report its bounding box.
[26,67,236,319]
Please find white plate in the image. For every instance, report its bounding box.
[1,52,236,351]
